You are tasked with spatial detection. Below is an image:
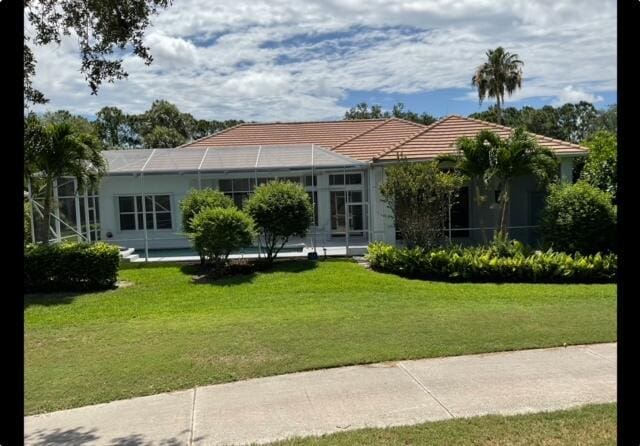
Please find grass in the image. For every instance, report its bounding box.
[25,259,616,415]
[267,403,617,446]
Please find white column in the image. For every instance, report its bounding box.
[74,178,83,242]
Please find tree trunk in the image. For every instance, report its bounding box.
[38,179,53,244]
[496,96,502,125]
[499,181,510,238]
[475,180,487,243]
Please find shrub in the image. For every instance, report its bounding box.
[580,130,617,200]
[380,159,465,248]
[179,188,235,233]
[189,207,255,269]
[365,242,616,283]
[25,242,121,292]
[244,181,313,263]
[539,182,616,255]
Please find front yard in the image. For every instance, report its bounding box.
[25,259,616,415]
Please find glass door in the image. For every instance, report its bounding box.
[331,190,365,238]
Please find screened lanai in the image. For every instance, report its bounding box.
[29,143,373,260]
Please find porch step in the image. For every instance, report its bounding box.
[119,247,135,258]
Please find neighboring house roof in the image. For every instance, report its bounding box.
[180,115,588,163]
[102,144,364,175]
[374,115,588,161]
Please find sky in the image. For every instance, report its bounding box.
[28,0,617,122]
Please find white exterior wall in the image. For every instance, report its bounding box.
[368,165,396,244]
[98,168,368,250]
[97,156,581,251]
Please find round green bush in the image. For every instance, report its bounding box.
[189,207,255,268]
[539,181,616,255]
[179,188,235,233]
[244,181,313,263]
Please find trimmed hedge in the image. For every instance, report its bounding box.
[25,242,121,292]
[366,242,616,283]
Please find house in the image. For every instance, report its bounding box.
[70,115,588,252]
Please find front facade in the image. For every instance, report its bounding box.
[38,115,588,252]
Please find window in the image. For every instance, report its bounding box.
[221,176,318,207]
[219,178,255,208]
[329,173,361,186]
[118,194,172,231]
[307,191,318,226]
[188,179,215,189]
[449,187,470,237]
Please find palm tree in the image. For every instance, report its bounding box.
[486,128,558,236]
[438,130,502,243]
[472,47,524,125]
[25,115,106,244]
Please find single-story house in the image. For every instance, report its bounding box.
[39,115,589,252]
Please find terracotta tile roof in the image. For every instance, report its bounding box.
[374,115,588,161]
[181,119,390,153]
[331,118,427,161]
[181,115,588,163]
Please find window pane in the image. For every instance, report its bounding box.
[346,173,362,184]
[219,179,233,192]
[57,179,76,197]
[120,214,136,230]
[146,212,154,229]
[305,175,317,187]
[137,213,144,229]
[119,196,134,213]
[156,212,172,229]
[307,191,318,226]
[451,187,469,237]
[145,196,153,211]
[233,178,250,191]
[155,195,171,212]
[329,174,344,185]
[348,191,362,203]
[233,193,249,208]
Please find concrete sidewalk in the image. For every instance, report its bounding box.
[25,343,616,446]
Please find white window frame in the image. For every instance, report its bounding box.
[116,193,174,232]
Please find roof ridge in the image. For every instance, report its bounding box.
[330,119,392,150]
[372,115,454,161]
[462,115,588,151]
[228,118,388,126]
[387,117,431,129]
[178,122,248,148]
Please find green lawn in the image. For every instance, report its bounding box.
[268,403,617,446]
[25,259,616,415]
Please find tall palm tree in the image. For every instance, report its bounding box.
[25,115,106,244]
[438,130,502,243]
[486,128,558,236]
[472,47,524,125]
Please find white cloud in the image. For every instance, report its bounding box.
[551,85,605,106]
[28,0,616,121]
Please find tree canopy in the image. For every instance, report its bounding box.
[344,102,437,126]
[470,102,617,144]
[24,0,172,105]
[471,47,524,124]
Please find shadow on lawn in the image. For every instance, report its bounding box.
[24,284,120,308]
[24,427,200,446]
[181,258,318,286]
